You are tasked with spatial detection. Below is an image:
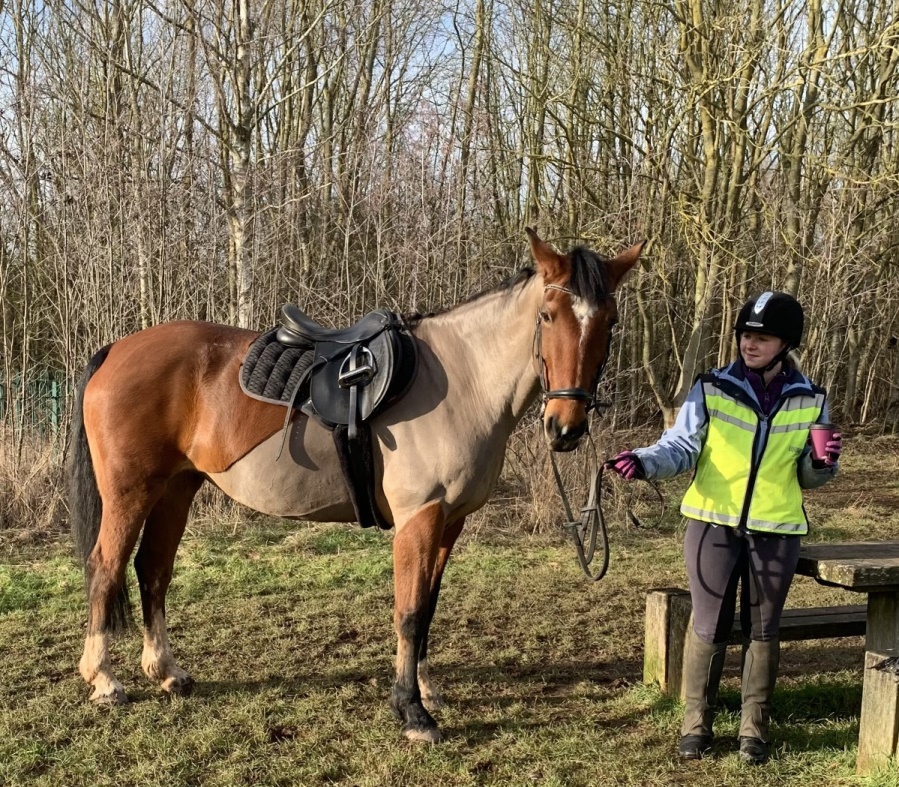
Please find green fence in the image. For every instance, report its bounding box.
[0,372,71,441]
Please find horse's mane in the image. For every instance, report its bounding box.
[403,268,536,327]
[403,245,610,328]
[567,246,611,305]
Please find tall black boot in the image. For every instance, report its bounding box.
[739,637,780,765]
[678,631,728,760]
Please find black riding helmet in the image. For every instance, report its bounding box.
[734,291,804,348]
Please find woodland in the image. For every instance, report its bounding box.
[0,0,897,438]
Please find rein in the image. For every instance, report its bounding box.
[549,444,609,581]
[548,436,665,581]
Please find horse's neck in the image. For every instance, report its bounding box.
[416,276,543,430]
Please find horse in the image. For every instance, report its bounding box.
[68,228,643,743]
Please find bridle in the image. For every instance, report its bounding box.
[533,283,616,415]
[534,282,664,581]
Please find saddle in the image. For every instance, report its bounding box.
[276,304,415,441]
[240,304,417,530]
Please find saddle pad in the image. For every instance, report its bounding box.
[240,329,315,406]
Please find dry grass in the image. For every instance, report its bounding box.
[0,431,66,535]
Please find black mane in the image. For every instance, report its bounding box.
[567,246,611,306]
[403,244,611,327]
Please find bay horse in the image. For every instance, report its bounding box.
[69,229,643,742]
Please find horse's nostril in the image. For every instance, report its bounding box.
[544,415,559,438]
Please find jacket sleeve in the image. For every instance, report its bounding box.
[798,401,838,489]
[632,380,708,481]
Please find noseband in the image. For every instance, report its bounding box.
[534,284,616,413]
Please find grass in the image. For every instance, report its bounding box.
[1,436,898,786]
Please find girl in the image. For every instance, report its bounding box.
[610,291,842,764]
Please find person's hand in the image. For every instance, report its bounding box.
[824,432,842,466]
[609,450,640,480]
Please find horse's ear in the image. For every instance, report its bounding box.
[526,227,565,280]
[606,240,646,289]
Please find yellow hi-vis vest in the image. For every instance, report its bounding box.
[680,377,825,535]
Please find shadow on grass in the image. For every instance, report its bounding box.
[119,647,865,757]
[634,673,863,760]
[717,677,862,722]
[187,657,645,702]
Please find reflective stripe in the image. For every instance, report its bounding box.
[706,408,756,431]
[745,516,807,535]
[769,421,814,434]
[780,393,825,413]
[680,504,741,526]
[703,383,738,405]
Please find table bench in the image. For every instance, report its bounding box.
[642,540,899,774]
[643,589,866,697]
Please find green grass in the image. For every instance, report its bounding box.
[1,436,898,786]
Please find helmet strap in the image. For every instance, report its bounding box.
[763,346,791,373]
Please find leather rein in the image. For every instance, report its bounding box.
[534,283,664,581]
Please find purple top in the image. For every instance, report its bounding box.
[742,361,787,416]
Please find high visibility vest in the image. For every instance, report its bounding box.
[680,376,825,535]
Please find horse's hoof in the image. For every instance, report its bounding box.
[403,725,444,744]
[421,692,446,712]
[90,686,128,706]
[162,675,194,697]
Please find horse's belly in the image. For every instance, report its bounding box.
[207,417,355,521]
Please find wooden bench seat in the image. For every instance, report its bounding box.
[644,588,867,698]
[745,603,866,642]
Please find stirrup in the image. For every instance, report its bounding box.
[678,734,712,760]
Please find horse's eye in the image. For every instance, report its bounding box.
[540,311,550,323]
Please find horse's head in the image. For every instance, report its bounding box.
[527,228,644,452]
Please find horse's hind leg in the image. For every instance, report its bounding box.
[135,472,203,695]
[390,502,445,743]
[417,516,465,711]
[79,487,160,705]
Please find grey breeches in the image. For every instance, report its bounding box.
[684,519,801,644]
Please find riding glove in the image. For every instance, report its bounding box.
[609,450,645,480]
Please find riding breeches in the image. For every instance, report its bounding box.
[684,519,801,644]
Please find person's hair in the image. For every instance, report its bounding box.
[787,348,802,372]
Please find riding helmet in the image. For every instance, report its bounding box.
[734,291,804,348]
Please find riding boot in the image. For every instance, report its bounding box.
[738,637,780,765]
[678,631,728,760]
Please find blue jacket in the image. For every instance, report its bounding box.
[633,361,838,488]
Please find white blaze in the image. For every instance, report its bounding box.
[572,296,596,337]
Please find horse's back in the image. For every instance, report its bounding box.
[83,321,286,476]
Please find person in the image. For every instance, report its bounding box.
[610,291,842,765]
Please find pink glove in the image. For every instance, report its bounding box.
[609,450,640,480]
[824,432,842,466]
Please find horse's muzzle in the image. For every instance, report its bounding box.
[544,415,587,452]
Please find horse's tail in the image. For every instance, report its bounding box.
[68,344,131,632]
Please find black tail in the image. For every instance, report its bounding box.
[68,344,132,632]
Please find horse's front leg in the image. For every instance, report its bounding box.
[417,516,465,711]
[391,502,445,743]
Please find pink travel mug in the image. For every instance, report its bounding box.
[809,424,836,462]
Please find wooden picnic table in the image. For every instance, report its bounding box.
[796,540,899,773]
[797,540,899,651]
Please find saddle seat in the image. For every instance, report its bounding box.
[277,304,397,346]
[275,304,416,440]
